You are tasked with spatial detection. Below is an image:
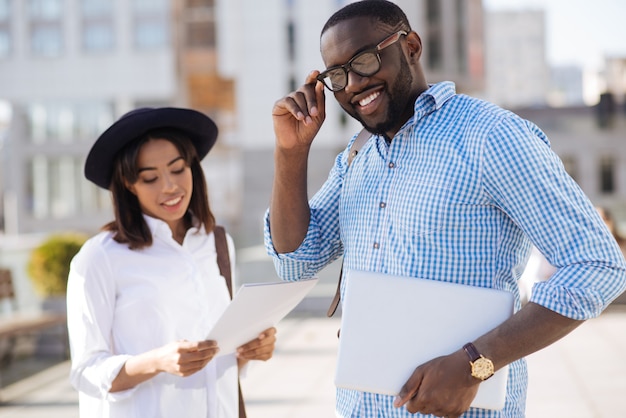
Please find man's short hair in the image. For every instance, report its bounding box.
[321,0,412,36]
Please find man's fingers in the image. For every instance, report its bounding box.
[313,78,326,118]
[302,70,323,118]
[393,370,422,408]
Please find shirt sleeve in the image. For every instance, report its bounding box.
[264,146,352,281]
[66,237,137,401]
[482,114,626,319]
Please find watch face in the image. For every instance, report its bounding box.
[471,357,495,380]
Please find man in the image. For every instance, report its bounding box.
[264,1,626,417]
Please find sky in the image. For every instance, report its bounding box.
[484,0,626,71]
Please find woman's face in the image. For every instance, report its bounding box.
[126,138,193,236]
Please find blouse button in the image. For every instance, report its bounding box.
[373,242,380,249]
[379,202,386,208]
[388,162,395,168]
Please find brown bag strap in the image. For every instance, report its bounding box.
[214,225,247,418]
[327,264,343,317]
[214,225,233,298]
[327,129,372,318]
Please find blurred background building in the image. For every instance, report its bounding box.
[483,9,548,108]
[0,0,625,309]
[0,0,485,236]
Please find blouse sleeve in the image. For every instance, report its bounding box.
[66,237,136,401]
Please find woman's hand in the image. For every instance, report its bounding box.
[110,340,219,392]
[236,327,277,368]
[154,340,220,377]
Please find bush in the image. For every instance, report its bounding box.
[27,233,88,297]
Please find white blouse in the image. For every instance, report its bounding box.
[67,215,239,418]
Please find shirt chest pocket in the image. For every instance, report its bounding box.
[389,179,450,236]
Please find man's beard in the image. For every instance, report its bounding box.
[346,57,414,137]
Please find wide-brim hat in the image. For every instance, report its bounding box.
[85,107,218,189]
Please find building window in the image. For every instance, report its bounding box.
[133,0,169,50]
[287,21,296,61]
[81,0,114,52]
[27,102,114,144]
[0,0,9,19]
[184,0,215,48]
[29,155,49,219]
[186,20,215,48]
[425,0,442,71]
[30,23,63,57]
[187,0,214,7]
[28,155,109,219]
[288,76,296,92]
[0,27,9,58]
[29,0,62,19]
[455,0,466,74]
[82,21,114,51]
[339,111,347,128]
[28,0,63,57]
[599,156,615,194]
[560,155,578,183]
[0,0,10,58]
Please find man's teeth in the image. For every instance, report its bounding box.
[163,197,182,206]
[359,91,380,107]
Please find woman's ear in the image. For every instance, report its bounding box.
[125,181,136,195]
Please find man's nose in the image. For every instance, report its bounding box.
[344,70,369,94]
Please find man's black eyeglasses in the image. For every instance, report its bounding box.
[317,30,408,92]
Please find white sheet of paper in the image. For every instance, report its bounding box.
[207,278,318,355]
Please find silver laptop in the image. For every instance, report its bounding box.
[334,270,514,411]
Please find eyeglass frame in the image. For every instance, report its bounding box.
[316,30,408,92]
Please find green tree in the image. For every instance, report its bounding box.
[27,233,88,297]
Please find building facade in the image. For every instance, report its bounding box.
[484,9,548,108]
[1,0,485,236]
[515,102,626,224]
[0,0,240,235]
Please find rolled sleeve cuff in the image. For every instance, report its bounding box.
[529,282,605,320]
[263,209,323,281]
[101,355,138,401]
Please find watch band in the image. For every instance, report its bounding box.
[463,342,481,362]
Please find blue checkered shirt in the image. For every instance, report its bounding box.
[264,82,626,417]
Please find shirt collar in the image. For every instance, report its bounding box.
[413,81,457,122]
[143,213,202,242]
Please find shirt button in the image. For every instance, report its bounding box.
[373,242,380,249]
[388,162,395,168]
[379,202,386,208]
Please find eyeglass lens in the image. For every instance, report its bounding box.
[320,52,380,91]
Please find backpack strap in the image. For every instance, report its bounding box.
[327,128,372,318]
[214,225,247,418]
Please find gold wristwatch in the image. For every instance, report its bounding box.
[463,342,495,381]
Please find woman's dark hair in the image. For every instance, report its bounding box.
[103,128,215,249]
[322,0,412,36]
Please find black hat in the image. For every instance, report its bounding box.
[84,107,218,189]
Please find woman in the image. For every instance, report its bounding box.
[67,107,276,417]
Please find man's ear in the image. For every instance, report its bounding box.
[406,31,422,61]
